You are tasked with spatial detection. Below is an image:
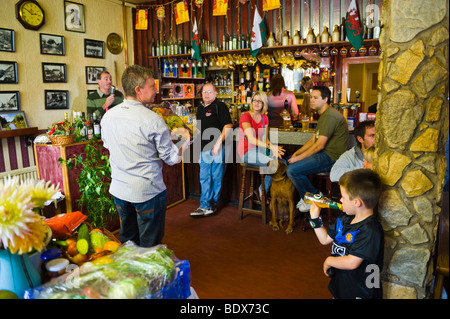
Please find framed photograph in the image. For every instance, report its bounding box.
[45,90,69,110]
[42,62,67,83]
[86,66,105,84]
[0,110,27,130]
[64,1,85,33]
[0,28,15,52]
[84,39,104,59]
[0,91,20,111]
[40,33,65,55]
[0,61,18,84]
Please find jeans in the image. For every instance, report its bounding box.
[113,190,167,247]
[199,147,226,209]
[286,151,334,199]
[242,147,275,194]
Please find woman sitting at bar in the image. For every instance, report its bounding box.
[238,91,285,197]
[267,74,299,127]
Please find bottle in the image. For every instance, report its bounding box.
[332,25,340,42]
[282,30,289,46]
[340,17,346,41]
[267,32,275,47]
[281,98,291,129]
[92,113,101,139]
[321,26,329,43]
[86,117,94,140]
[304,192,343,210]
[367,19,373,39]
[306,27,315,44]
[293,30,301,45]
[373,20,381,39]
[64,112,69,124]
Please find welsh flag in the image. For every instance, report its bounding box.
[250,7,266,57]
[345,0,363,50]
[191,18,200,61]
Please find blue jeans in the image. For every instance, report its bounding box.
[286,151,334,199]
[243,147,275,194]
[113,190,167,247]
[199,148,226,209]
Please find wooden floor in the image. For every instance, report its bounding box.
[162,199,333,299]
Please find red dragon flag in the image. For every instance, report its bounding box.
[191,18,201,61]
[250,6,266,57]
[345,0,363,50]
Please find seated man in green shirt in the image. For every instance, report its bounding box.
[87,70,124,118]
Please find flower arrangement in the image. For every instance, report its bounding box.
[0,176,60,254]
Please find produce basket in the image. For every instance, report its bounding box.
[49,134,76,146]
[24,242,191,299]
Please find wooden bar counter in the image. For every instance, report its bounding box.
[34,141,185,214]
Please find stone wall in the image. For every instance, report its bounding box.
[376,0,449,298]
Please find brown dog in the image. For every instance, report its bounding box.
[269,160,296,234]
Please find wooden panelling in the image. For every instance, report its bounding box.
[133,0,383,67]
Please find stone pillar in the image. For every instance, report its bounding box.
[376,0,449,298]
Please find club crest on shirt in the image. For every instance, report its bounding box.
[205,110,212,117]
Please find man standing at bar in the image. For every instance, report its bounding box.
[190,83,233,217]
[287,86,348,212]
[87,70,124,118]
[101,65,189,247]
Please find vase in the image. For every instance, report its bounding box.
[0,250,42,299]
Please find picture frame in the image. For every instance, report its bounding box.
[0,61,18,84]
[0,110,27,130]
[86,66,105,84]
[0,28,15,52]
[40,33,65,56]
[64,1,85,33]
[45,90,69,110]
[84,39,104,59]
[0,91,20,111]
[42,62,67,83]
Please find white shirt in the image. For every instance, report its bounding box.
[101,99,181,202]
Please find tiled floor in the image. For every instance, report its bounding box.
[162,199,333,299]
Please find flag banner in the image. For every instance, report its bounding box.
[345,0,363,50]
[175,0,189,25]
[213,0,228,16]
[263,0,280,11]
[135,9,148,30]
[250,7,266,57]
[191,18,201,61]
[156,6,165,21]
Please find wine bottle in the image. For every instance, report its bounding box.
[92,113,101,139]
[304,192,343,210]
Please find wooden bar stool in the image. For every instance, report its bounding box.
[238,163,267,224]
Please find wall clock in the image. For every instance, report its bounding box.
[15,0,45,30]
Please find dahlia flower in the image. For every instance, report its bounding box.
[0,176,60,254]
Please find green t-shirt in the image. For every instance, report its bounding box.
[315,106,349,161]
[87,88,124,118]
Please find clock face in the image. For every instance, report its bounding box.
[16,0,44,30]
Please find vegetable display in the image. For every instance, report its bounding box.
[25,242,178,299]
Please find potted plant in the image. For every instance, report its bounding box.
[58,140,117,230]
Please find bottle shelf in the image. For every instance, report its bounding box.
[0,127,38,139]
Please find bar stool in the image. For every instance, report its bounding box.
[238,163,267,224]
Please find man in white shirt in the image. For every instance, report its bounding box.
[101,65,189,247]
[329,120,375,182]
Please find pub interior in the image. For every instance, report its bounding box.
[0,0,448,302]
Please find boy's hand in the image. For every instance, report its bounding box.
[309,201,321,219]
[323,257,332,277]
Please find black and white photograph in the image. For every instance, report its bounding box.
[42,62,67,83]
[0,91,20,111]
[0,61,18,84]
[0,28,15,52]
[45,90,69,110]
[40,33,65,55]
[64,1,85,33]
[86,66,105,84]
[84,39,104,58]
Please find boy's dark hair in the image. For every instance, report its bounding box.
[354,120,375,149]
[312,86,332,104]
[339,169,382,209]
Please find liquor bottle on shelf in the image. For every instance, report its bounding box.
[367,19,374,39]
[321,26,329,43]
[340,17,346,41]
[267,32,275,47]
[373,20,381,39]
[306,27,315,44]
[280,98,291,129]
[86,116,94,140]
[332,25,340,42]
[64,112,69,124]
[293,30,301,45]
[304,192,343,210]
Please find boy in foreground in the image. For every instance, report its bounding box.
[309,169,385,299]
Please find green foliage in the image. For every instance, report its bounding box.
[58,140,116,229]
